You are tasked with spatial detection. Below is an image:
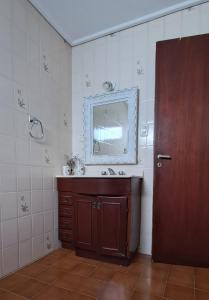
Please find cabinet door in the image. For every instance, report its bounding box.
[97,196,128,257]
[74,195,97,251]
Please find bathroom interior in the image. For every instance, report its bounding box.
[0,0,209,299]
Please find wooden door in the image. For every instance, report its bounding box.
[74,195,97,251]
[97,196,127,257]
[153,34,209,266]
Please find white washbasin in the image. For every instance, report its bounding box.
[56,174,143,178]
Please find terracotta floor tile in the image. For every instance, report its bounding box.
[91,265,116,281]
[0,290,26,300]
[131,291,162,300]
[17,261,49,277]
[35,265,69,284]
[37,250,68,266]
[71,262,97,277]
[168,265,194,288]
[32,285,70,300]
[134,276,165,297]
[195,289,209,300]
[125,262,148,276]
[78,257,101,267]
[52,256,81,270]
[0,274,29,291]
[196,268,209,277]
[144,264,170,280]
[54,273,84,291]
[195,268,209,291]
[2,252,209,300]
[164,283,194,300]
[111,272,139,291]
[99,261,126,272]
[12,278,47,298]
[63,292,96,300]
[78,277,106,298]
[195,274,209,291]
[99,282,133,300]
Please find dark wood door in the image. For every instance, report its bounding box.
[97,196,127,257]
[74,195,97,251]
[153,34,209,266]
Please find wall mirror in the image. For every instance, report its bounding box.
[84,87,138,165]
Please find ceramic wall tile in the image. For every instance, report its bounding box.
[2,218,18,248]
[19,215,32,242]
[2,244,19,275]
[182,6,200,37]
[31,190,43,213]
[17,165,31,191]
[32,235,44,259]
[43,168,54,190]
[19,239,32,267]
[31,167,43,190]
[17,191,31,217]
[0,0,12,20]
[16,139,30,164]
[0,164,16,192]
[0,135,15,163]
[0,15,12,51]
[43,190,54,211]
[0,48,12,79]
[32,213,44,237]
[0,76,13,107]
[200,2,209,34]
[12,0,27,33]
[14,110,29,140]
[0,193,17,221]
[44,231,53,254]
[0,0,72,278]
[44,211,53,233]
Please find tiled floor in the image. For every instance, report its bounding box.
[0,249,209,299]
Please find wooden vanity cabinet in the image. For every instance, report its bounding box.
[57,177,142,265]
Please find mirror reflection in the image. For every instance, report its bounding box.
[93,101,128,156]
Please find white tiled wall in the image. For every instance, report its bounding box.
[72,3,209,255]
[0,0,72,277]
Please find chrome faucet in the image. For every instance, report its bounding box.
[108,168,117,175]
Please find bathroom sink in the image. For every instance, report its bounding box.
[56,173,143,178]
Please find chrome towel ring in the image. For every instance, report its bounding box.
[29,115,44,140]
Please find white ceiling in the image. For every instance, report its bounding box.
[30,0,205,46]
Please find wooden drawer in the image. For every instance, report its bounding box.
[59,217,73,229]
[57,178,131,195]
[60,194,73,206]
[59,205,73,217]
[59,229,73,242]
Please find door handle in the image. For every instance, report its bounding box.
[157,154,171,160]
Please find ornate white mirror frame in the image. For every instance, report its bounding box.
[83,87,138,165]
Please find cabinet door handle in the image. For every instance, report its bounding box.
[92,201,97,209]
